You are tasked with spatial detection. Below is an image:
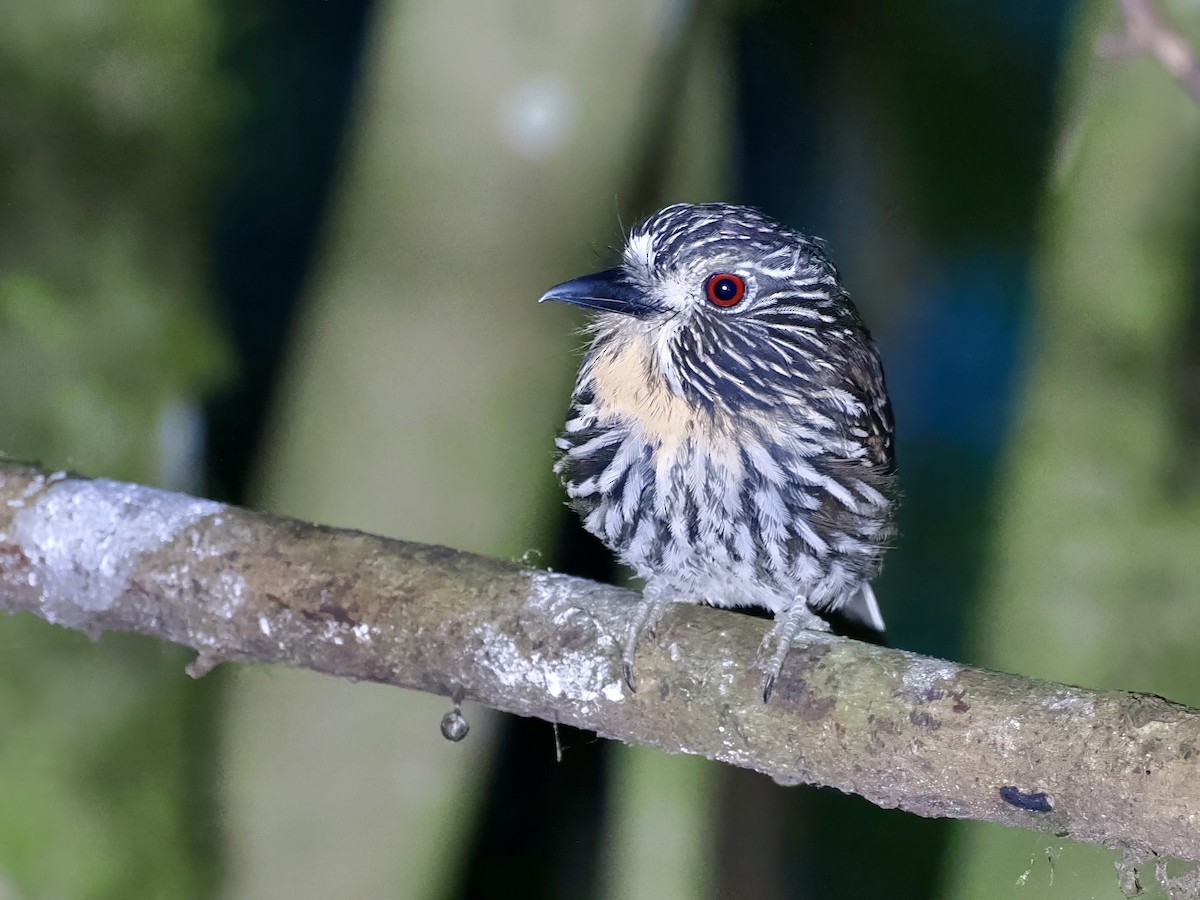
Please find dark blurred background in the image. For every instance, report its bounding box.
[1,0,1198,897]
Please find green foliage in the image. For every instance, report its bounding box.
[0,623,221,898]
[0,1,234,896]
[0,0,232,482]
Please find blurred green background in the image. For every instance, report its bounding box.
[1,0,1198,897]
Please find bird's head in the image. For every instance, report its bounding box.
[541,203,866,411]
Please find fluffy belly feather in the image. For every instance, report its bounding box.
[561,422,884,615]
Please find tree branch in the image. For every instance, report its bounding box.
[0,463,1196,868]
[1099,0,1200,104]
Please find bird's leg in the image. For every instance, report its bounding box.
[757,603,829,702]
[622,582,675,692]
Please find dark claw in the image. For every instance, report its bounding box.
[623,661,637,693]
[762,673,775,703]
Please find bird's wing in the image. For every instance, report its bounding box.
[848,338,895,474]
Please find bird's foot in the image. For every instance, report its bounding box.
[756,605,829,702]
[621,587,674,692]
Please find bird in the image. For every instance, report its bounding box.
[540,202,896,701]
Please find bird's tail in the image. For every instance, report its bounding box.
[840,583,886,634]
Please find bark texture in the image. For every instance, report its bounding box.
[0,463,1195,864]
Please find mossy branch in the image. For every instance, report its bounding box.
[0,462,1195,870]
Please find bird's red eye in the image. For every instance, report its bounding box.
[704,273,746,308]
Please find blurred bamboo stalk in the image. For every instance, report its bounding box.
[240,0,731,895]
[944,0,1200,895]
[1,462,1198,868]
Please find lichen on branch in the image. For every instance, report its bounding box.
[0,462,1195,874]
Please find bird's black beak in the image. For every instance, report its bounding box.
[538,267,660,318]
